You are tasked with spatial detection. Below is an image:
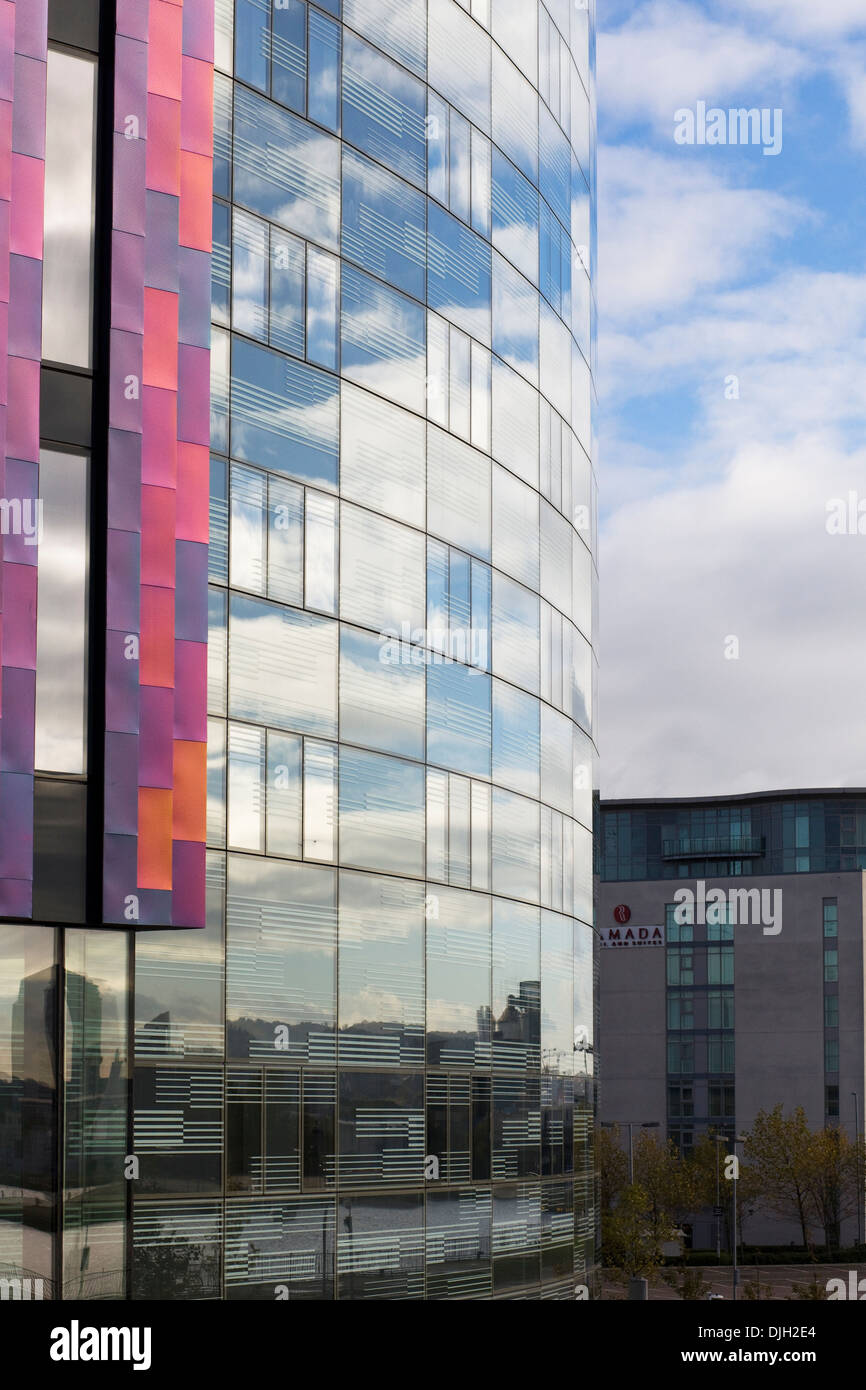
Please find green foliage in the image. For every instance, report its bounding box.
[786,1278,829,1300]
[599,1108,866,1260]
[602,1182,674,1281]
[663,1266,713,1300]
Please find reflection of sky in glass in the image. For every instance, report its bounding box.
[42,48,96,367]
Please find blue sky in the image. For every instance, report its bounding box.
[596,0,866,797]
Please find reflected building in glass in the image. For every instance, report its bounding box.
[0,0,598,1301]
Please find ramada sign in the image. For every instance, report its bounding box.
[602,922,664,948]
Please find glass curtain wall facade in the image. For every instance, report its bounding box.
[132,0,599,1299]
[600,792,866,882]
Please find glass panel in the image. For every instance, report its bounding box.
[208,586,228,715]
[43,47,96,366]
[303,739,338,861]
[231,336,339,489]
[271,0,307,112]
[308,8,341,132]
[35,449,89,774]
[429,0,491,132]
[233,87,340,248]
[337,1083,425,1194]
[341,33,427,187]
[341,265,427,412]
[0,925,57,1288]
[491,573,540,696]
[340,384,426,527]
[427,660,491,777]
[210,455,229,582]
[267,731,302,858]
[339,747,425,874]
[427,427,491,560]
[235,0,269,92]
[492,254,539,385]
[207,717,227,845]
[492,45,538,182]
[344,0,426,76]
[267,475,304,605]
[493,897,540,1076]
[492,356,539,486]
[491,149,539,285]
[269,230,305,357]
[427,204,492,345]
[426,1187,492,1298]
[135,851,226,1060]
[492,789,540,902]
[304,490,338,614]
[229,593,338,736]
[306,246,340,371]
[230,464,267,593]
[426,886,491,1068]
[492,682,540,798]
[341,148,426,298]
[63,931,128,1299]
[226,854,337,1062]
[212,200,231,326]
[339,872,425,1066]
[340,504,425,635]
[491,0,538,85]
[340,626,425,759]
[232,209,268,340]
[227,721,266,851]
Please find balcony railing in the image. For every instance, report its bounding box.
[662,836,764,860]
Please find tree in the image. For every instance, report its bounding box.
[741,1106,815,1249]
[633,1130,702,1230]
[602,1183,674,1281]
[596,1123,628,1213]
[803,1125,864,1255]
[664,1266,713,1301]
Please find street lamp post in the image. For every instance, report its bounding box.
[601,1120,661,1185]
[732,1133,747,1302]
[853,1092,863,1247]
[713,1135,726,1262]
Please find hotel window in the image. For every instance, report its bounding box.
[823,898,838,937]
[707,946,734,986]
[707,1036,734,1073]
[667,1037,694,1074]
[824,994,839,1028]
[669,1127,694,1158]
[707,991,734,1030]
[708,1083,735,1118]
[706,905,734,941]
[42,45,97,367]
[667,994,694,1030]
[666,948,694,987]
[667,1084,694,1119]
[665,903,693,943]
[825,1084,840,1118]
[824,948,838,983]
[824,1038,839,1073]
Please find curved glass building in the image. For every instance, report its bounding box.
[130,0,599,1299]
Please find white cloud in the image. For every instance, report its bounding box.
[728,0,866,39]
[599,1,804,134]
[598,144,808,325]
[600,434,866,797]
